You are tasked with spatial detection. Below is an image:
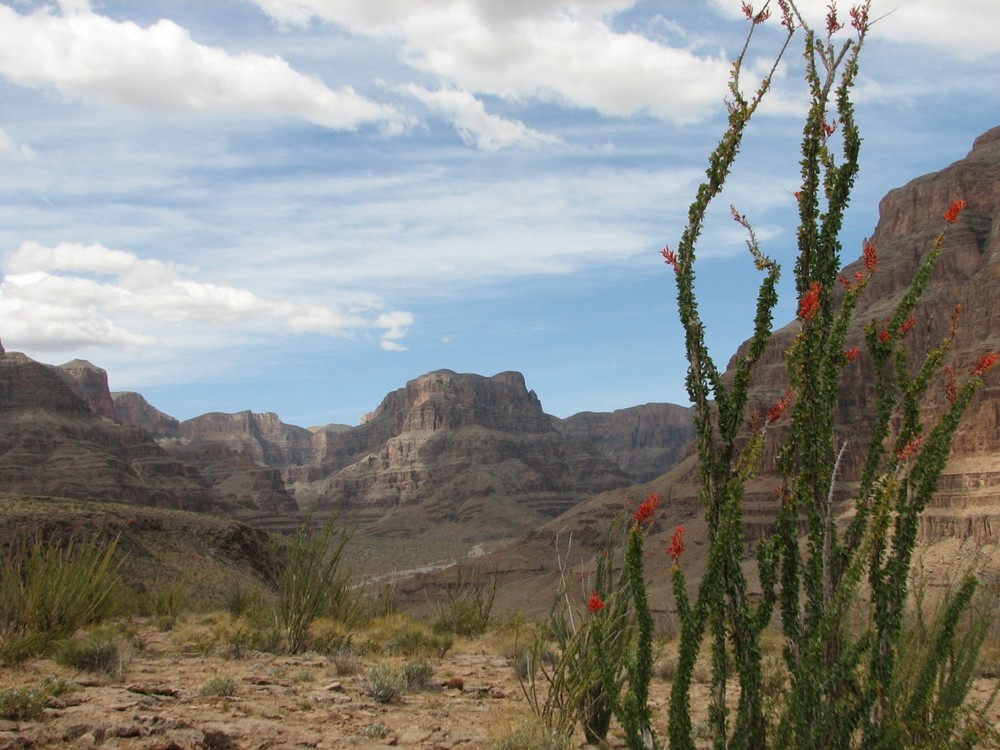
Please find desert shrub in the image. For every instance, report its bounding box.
[432,566,496,636]
[0,530,122,663]
[488,716,575,750]
[401,658,434,690]
[386,623,453,658]
[225,584,258,619]
[0,676,77,721]
[306,617,353,655]
[358,663,406,704]
[55,627,128,677]
[361,721,391,739]
[272,515,353,654]
[147,579,189,618]
[199,675,239,698]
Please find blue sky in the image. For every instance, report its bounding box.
[1,0,998,427]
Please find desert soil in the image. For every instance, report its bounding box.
[2,617,998,750]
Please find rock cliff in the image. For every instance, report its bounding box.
[0,350,223,511]
[553,403,696,482]
[178,410,323,467]
[112,391,181,438]
[290,370,632,540]
[55,359,116,420]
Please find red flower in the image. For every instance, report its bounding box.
[798,281,822,321]
[879,330,891,344]
[943,199,967,224]
[863,240,878,272]
[838,276,852,290]
[850,4,870,32]
[901,315,916,335]
[945,366,957,404]
[668,527,686,563]
[767,389,794,424]
[826,5,843,34]
[822,120,837,138]
[588,591,605,613]
[634,493,660,526]
[972,352,999,378]
[661,246,680,273]
[896,435,924,461]
[844,347,859,362]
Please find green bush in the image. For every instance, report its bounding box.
[433,566,496,637]
[0,531,122,664]
[358,663,406,704]
[55,628,126,677]
[402,658,434,690]
[273,515,353,654]
[0,677,77,721]
[199,675,239,698]
[148,580,189,618]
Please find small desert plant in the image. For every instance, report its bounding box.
[361,721,391,739]
[0,530,122,663]
[147,579,189,618]
[432,565,497,636]
[488,716,575,750]
[225,584,258,619]
[358,662,406,704]
[55,627,127,677]
[402,658,434,690]
[0,676,76,722]
[386,622,453,657]
[273,515,353,654]
[199,675,239,698]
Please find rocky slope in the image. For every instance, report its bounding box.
[0,349,222,512]
[288,370,634,540]
[553,403,696,482]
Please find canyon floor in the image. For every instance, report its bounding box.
[3,614,1000,750]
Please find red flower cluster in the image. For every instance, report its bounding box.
[943,199,967,224]
[901,315,916,336]
[896,435,924,461]
[634,493,660,526]
[661,246,680,273]
[879,330,891,344]
[844,347,859,362]
[798,281,822,321]
[767,388,794,424]
[973,352,999,378]
[945,366,957,404]
[826,5,843,34]
[667,526,686,563]
[588,591,605,613]
[863,240,878,272]
[850,4,870,32]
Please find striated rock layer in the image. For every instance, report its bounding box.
[287,370,633,540]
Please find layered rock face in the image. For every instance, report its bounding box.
[658,126,1000,545]
[112,391,181,438]
[56,359,116,419]
[554,403,696,482]
[178,410,323,467]
[0,350,222,511]
[290,370,632,540]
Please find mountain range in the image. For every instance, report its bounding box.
[2,125,999,613]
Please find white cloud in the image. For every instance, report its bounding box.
[397,84,561,150]
[0,1,405,131]
[707,0,1000,60]
[0,127,36,161]
[0,241,413,352]
[252,0,734,123]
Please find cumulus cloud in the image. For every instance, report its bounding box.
[0,241,413,352]
[252,0,733,123]
[397,84,561,150]
[0,1,404,131]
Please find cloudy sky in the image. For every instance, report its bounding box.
[1,0,998,427]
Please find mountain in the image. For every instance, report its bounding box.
[553,403,696,483]
[286,370,635,540]
[0,349,222,511]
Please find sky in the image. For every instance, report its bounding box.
[1,0,998,428]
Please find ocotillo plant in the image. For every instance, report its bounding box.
[608,2,998,749]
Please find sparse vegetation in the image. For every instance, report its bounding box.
[55,627,128,677]
[433,565,497,636]
[273,515,353,654]
[358,662,407,704]
[0,529,123,664]
[199,675,239,698]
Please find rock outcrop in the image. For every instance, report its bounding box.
[55,359,116,420]
[290,370,632,540]
[112,391,181,438]
[178,410,327,467]
[554,403,696,482]
[0,350,223,511]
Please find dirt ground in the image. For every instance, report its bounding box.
[2,616,998,750]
